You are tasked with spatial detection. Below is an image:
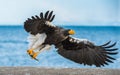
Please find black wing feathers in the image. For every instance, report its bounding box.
[40,12,44,19]
[24,11,55,34]
[45,11,49,20]
[48,11,53,20]
[50,15,55,22]
[35,15,40,19]
[57,37,118,67]
[25,10,55,23]
[38,11,55,21]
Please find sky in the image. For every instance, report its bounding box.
[0,0,119,26]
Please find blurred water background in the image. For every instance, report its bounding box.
[0,25,119,68]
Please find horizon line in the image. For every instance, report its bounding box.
[0,24,120,27]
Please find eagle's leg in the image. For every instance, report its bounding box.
[27,44,45,55]
[27,45,43,55]
[29,45,46,60]
[31,45,51,60]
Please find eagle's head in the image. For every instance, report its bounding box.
[53,28,75,43]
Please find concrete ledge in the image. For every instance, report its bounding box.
[0,67,119,75]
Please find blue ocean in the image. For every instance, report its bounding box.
[0,25,120,68]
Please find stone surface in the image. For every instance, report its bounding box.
[0,67,119,75]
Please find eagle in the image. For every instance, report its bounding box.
[24,11,118,67]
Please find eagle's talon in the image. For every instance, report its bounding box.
[27,48,34,55]
[30,52,39,61]
[32,52,39,58]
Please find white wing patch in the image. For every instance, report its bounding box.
[45,21,56,27]
[69,37,91,44]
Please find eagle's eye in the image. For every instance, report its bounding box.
[68,30,75,35]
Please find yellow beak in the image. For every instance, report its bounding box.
[68,30,75,35]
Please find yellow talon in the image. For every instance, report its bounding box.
[31,52,39,61]
[27,48,40,61]
[32,52,39,59]
[27,48,34,55]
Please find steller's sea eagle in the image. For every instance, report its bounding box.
[24,11,118,67]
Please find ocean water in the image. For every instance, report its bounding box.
[0,25,120,68]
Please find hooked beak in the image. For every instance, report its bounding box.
[68,30,75,35]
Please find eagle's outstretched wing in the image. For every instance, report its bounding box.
[24,11,56,35]
[56,37,118,67]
